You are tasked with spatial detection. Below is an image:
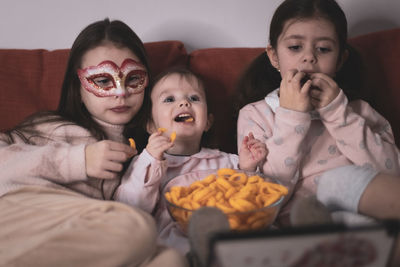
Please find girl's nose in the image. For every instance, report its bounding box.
[114,88,130,99]
[179,98,190,107]
[114,79,129,98]
[302,50,317,64]
[115,93,128,99]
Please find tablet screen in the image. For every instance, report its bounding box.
[209,221,398,267]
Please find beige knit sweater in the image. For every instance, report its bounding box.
[0,118,126,200]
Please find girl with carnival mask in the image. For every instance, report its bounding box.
[0,18,187,267]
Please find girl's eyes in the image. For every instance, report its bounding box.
[287,45,332,53]
[189,95,200,101]
[163,96,175,103]
[162,95,201,103]
[288,45,301,51]
[126,71,147,88]
[317,47,332,53]
[126,75,141,86]
[92,76,114,89]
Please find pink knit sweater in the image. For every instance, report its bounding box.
[237,89,400,217]
[0,118,125,200]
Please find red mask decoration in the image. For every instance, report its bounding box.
[77,59,148,97]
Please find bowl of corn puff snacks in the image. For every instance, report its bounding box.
[163,168,288,233]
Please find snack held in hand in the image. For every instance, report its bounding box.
[128,138,136,150]
[164,168,288,231]
[157,127,177,142]
[170,132,177,142]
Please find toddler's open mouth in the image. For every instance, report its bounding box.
[174,113,194,122]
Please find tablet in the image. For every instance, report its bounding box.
[208,220,399,267]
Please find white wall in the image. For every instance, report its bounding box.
[1,0,399,52]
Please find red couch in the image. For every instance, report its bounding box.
[1,28,399,153]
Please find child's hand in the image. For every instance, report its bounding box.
[239,132,268,172]
[146,129,174,160]
[309,73,340,109]
[279,69,313,112]
[85,140,136,179]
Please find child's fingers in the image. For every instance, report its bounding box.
[148,136,173,148]
[107,140,133,152]
[98,140,135,159]
[252,143,268,154]
[248,132,255,140]
[283,69,298,83]
[310,72,336,87]
[146,138,173,160]
[309,88,322,100]
[149,131,170,143]
[241,135,249,147]
[102,159,125,173]
[300,79,312,95]
[150,130,164,138]
[245,138,265,149]
[249,143,265,151]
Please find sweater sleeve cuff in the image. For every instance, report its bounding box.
[276,106,311,124]
[318,89,348,121]
[66,144,88,181]
[140,149,168,186]
[140,148,167,167]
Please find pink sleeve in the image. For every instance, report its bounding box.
[116,149,167,213]
[0,132,87,185]
[237,102,311,185]
[319,90,400,174]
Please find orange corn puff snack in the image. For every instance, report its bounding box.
[157,128,177,142]
[128,138,136,150]
[170,131,177,142]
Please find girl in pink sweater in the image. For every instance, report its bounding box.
[235,0,400,227]
[116,67,268,254]
[0,19,187,267]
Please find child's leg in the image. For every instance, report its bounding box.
[316,166,400,266]
[316,165,378,213]
[358,172,400,220]
[0,186,187,267]
[357,172,400,267]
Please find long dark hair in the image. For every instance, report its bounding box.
[234,0,365,113]
[4,19,151,151]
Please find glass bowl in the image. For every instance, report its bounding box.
[162,169,288,234]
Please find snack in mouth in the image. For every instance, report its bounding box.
[174,113,194,122]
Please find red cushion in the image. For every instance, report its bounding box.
[189,47,264,153]
[0,41,187,131]
[349,28,400,146]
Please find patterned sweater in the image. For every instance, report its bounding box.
[237,89,400,217]
[0,118,125,200]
